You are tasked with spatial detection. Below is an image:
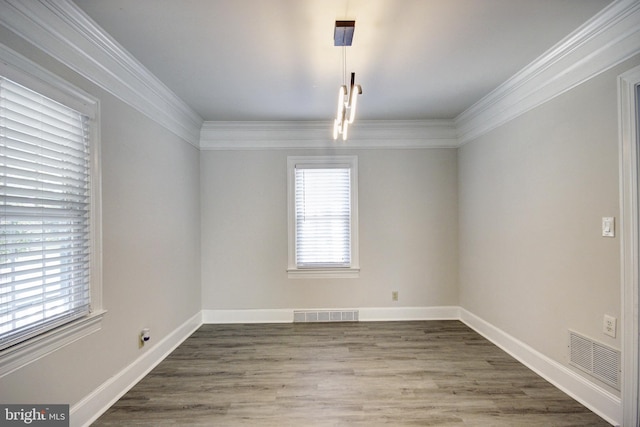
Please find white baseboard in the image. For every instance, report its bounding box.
[459,308,621,426]
[70,311,203,427]
[201,306,460,324]
[202,309,293,324]
[358,306,460,321]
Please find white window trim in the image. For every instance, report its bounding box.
[0,42,104,378]
[287,155,359,279]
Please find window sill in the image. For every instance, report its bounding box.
[287,268,360,279]
[0,310,106,378]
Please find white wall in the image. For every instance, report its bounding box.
[458,55,640,395]
[0,26,201,407]
[200,148,458,311]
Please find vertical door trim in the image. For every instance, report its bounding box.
[618,65,640,427]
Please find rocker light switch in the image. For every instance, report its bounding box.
[602,217,615,237]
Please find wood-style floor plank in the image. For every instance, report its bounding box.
[93,320,610,426]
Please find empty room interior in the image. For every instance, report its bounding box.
[1,0,640,426]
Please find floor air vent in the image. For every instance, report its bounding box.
[293,310,359,323]
[568,330,620,389]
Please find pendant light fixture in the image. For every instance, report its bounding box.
[333,20,362,141]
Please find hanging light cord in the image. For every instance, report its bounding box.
[342,46,347,86]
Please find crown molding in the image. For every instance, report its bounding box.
[0,0,203,148]
[1,0,636,150]
[200,120,458,150]
[456,0,640,145]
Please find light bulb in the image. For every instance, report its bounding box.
[336,85,347,121]
[348,85,360,123]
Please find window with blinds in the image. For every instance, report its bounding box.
[295,167,351,267]
[0,76,92,351]
[287,156,359,278]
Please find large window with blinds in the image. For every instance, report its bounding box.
[0,50,101,366]
[287,156,359,278]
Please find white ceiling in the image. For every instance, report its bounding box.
[72,0,612,122]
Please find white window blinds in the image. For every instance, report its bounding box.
[0,76,92,351]
[294,166,351,267]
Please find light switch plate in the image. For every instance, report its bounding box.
[602,217,615,237]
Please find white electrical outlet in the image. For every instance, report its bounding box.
[603,315,617,338]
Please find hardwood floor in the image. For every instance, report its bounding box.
[93,321,610,426]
